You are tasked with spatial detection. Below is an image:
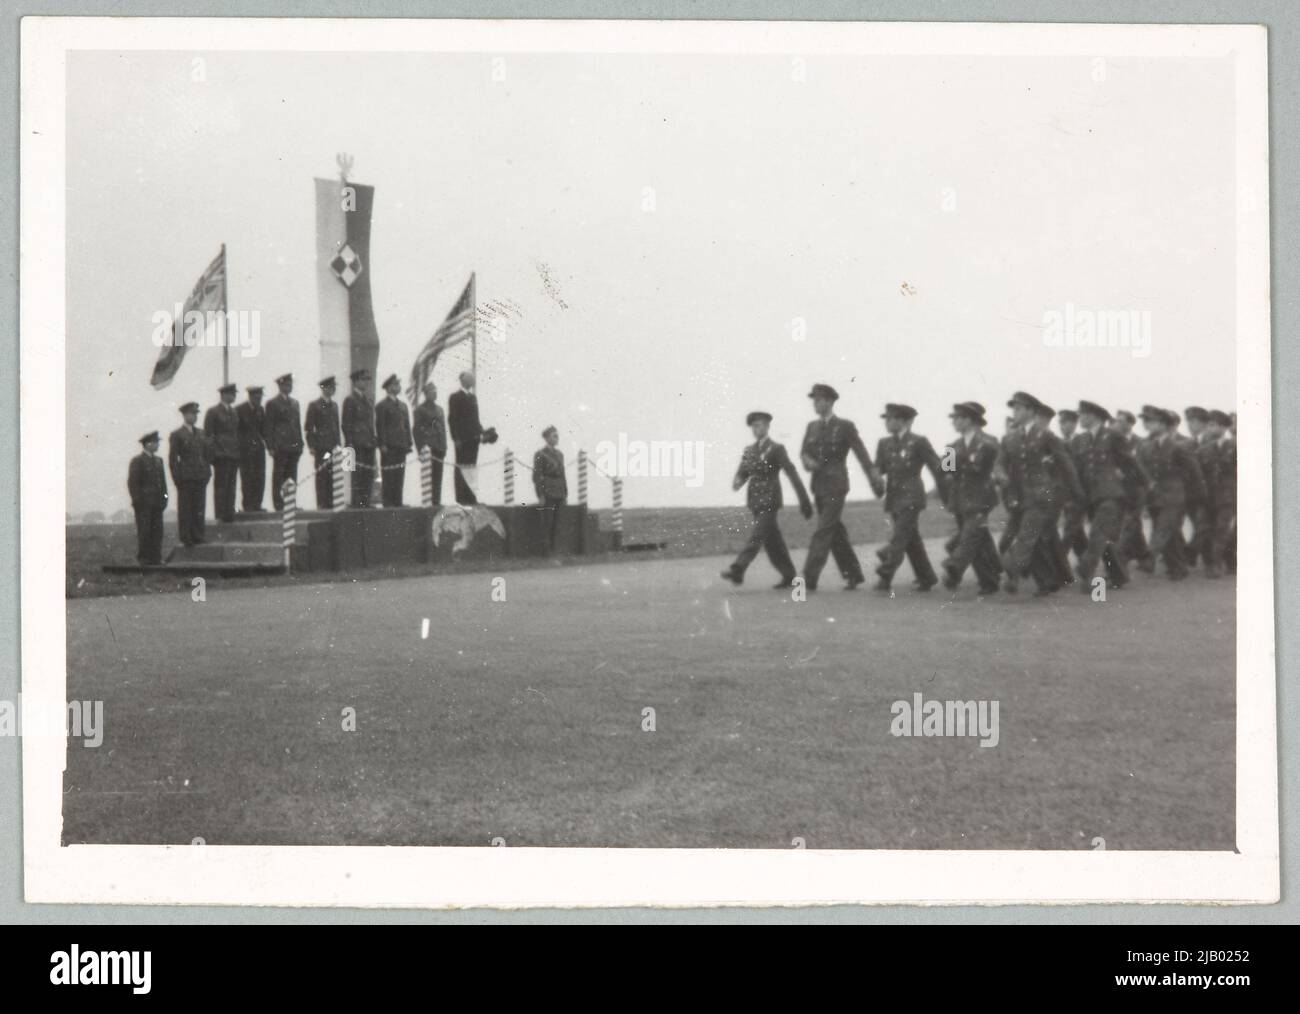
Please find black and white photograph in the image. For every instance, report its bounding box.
[18,17,1276,908]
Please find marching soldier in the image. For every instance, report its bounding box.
[375,373,413,507]
[304,376,343,510]
[264,373,303,511]
[1034,401,1076,589]
[800,383,884,592]
[1134,406,1206,580]
[342,369,377,508]
[203,383,240,523]
[169,402,211,546]
[1058,408,1089,562]
[413,381,448,506]
[1195,409,1231,578]
[533,425,569,554]
[997,415,1023,557]
[873,404,948,592]
[1212,409,1237,575]
[1185,406,1219,574]
[1113,409,1151,565]
[236,385,268,512]
[997,392,1084,595]
[721,411,813,588]
[127,431,168,565]
[940,402,1002,594]
[1167,410,1199,567]
[1073,401,1149,590]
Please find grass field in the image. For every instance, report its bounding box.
[62,532,1235,850]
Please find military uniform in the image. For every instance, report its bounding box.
[127,435,168,565]
[203,391,240,522]
[533,436,569,553]
[342,378,377,508]
[1117,425,1151,565]
[1192,430,1223,575]
[1074,404,1149,589]
[235,391,267,511]
[725,422,812,585]
[1062,427,1091,561]
[264,378,303,511]
[874,407,948,589]
[1135,409,1206,580]
[305,383,342,510]
[940,404,1002,593]
[169,411,211,546]
[1214,419,1237,574]
[375,379,413,507]
[413,397,448,506]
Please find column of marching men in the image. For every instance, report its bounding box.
[126,367,500,564]
[720,384,1236,596]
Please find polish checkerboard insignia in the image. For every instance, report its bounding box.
[330,243,363,288]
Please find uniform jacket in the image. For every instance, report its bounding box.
[168,424,211,484]
[413,400,448,456]
[304,397,342,455]
[448,389,483,460]
[875,430,948,512]
[375,396,413,454]
[1136,433,1206,510]
[1195,435,1223,509]
[342,393,376,450]
[800,416,875,498]
[946,431,1000,515]
[128,452,169,510]
[996,421,1085,509]
[1174,434,1202,504]
[734,438,811,514]
[236,401,267,456]
[202,402,241,460]
[1076,425,1148,506]
[533,445,568,500]
[264,393,303,455]
[1216,436,1237,508]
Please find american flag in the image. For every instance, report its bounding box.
[150,246,227,390]
[408,273,475,403]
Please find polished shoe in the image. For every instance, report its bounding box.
[845,575,865,591]
[872,578,892,593]
[773,577,795,589]
[720,569,743,585]
[913,578,937,592]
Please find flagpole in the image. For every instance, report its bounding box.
[220,242,229,387]
[470,271,477,377]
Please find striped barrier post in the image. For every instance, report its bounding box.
[281,479,297,568]
[331,446,347,512]
[420,446,434,508]
[612,477,624,532]
[503,448,515,506]
[577,450,588,506]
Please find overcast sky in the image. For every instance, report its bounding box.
[66,49,1235,515]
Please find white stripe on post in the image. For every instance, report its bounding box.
[281,479,297,568]
[420,445,433,508]
[577,450,588,507]
[612,477,623,532]
[331,446,347,513]
[503,449,515,506]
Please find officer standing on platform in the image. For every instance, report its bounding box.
[873,404,948,593]
[305,376,342,510]
[264,373,303,511]
[375,373,413,507]
[203,383,240,523]
[342,369,377,508]
[127,431,168,565]
[236,385,268,512]
[413,381,448,506]
[169,401,211,546]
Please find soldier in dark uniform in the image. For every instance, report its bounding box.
[413,381,448,506]
[1167,410,1199,568]
[236,385,267,512]
[203,383,240,523]
[342,369,377,508]
[940,402,1002,594]
[1211,409,1237,575]
[996,415,1023,557]
[1074,400,1149,590]
[127,431,168,565]
[305,376,342,510]
[1184,406,1219,574]
[375,373,413,507]
[169,402,211,546]
[721,411,813,587]
[533,425,569,554]
[1135,406,1206,580]
[996,392,1085,596]
[1033,401,1076,589]
[264,374,303,511]
[873,404,948,592]
[1112,409,1150,565]
[1058,408,1090,562]
[800,383,884,592]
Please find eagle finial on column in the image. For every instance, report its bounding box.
[336,152,354,183]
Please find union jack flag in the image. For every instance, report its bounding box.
[150,247,226,390]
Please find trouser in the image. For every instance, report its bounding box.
[270,451,301,511]
[239,448,266,511]
[730,509,795,581]
[212,458,238,522]
[1215,505,1237,573]
[1062,502,1088,560]
[1001,502,1061,592]
[803,491,863,588]
[134,505,164,564]
[176,480,208,545]
[1119,503,1149,563]
[454,458,478,505]
[1147,503,1188,577]
[946,510,1002,590]
[427,458,444,507]
[541,495,567,553]
[313,451,334,510]
[1042,506,1074,585]
[876,506,936,586]
[381,450,407,507]
[998,506,1022,555]
[1078,498,1127,585]
[350,446,376,508]
[1193,503,1220,571]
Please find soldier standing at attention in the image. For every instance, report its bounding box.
[169,401,211,546]
[533,425,570,554]
[127,431,168,565]
[721,411,813,588]
[413,381,448,506]
[264,373,303,511]
[342,369,377,508]
[1135,406,1206,581]
[800,383,885,592]
[236,385,267,512]
[873,404,948,593]
[1058,408,1090,563]
[1073,401,1148,591]
[305,376,342,510]
[203,383,241,523]
[375,373,413,507]
[940,402,1002,595]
